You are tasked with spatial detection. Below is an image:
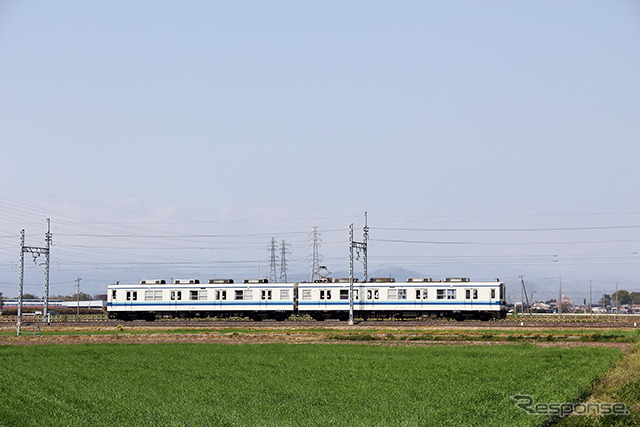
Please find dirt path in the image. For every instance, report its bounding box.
[0,325,635,350]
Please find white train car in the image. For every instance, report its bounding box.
[107,276,506,321]
[107,279,295,321]
[298,277,506,321]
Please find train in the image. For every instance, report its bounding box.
[107,277,507,321]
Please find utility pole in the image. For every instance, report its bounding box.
[76,277,82,317]
[589,280,593,317]
[349,213,368,326]
[558,277,562,315]
[268,238,278,283]
[519,274,530,316]
[18,219,52,335]
[279,240,289,282]
[615,282,619,319]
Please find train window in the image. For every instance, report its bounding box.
[374,290,379,299]
[416,289,421,299]
[367,290,372,299]
[215,290,227,300]
[261,290,272,300]
[446,289,456,300]
[171,291,182,301]
[473,289,478,299]
[397,289,407,300]
[132,291,137,301]
[388,289,397,300]
[145,290,154,301]
[500,285,504,300]
[437,289,445,300]
[327,290,332,299]
[353,290,359,300]
[340,290,348,300]
[244,290,253,300]
[465,290,471,299]
[199,290,207,300]
[126,291,131,301]
[215,290,220,300]
[280,290,290,300]
[422,289,428,299]
[221,290,226,300]
[190,290,199,300]
[111,290,117,300]
[491,289,496,299]
[302,290,311,300]
[235,290,244,300]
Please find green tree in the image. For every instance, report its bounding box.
[630,292,640,305]
[70,292,93,301]
[611,290,631,306]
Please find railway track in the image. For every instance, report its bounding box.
[4,318,638,328]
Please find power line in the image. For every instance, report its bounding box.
[371,238,640,245]
[373,225,640,232]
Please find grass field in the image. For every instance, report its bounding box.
[0,343,625,426]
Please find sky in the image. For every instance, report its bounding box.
[1,1,639,303]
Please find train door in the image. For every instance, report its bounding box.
[125,290,138,309]
[319,289,331,308]
[489,287,496,307]
[415,288,427,309]
[214,289,226,310]
[465,288,479,308]
[366,288,379,309]
[170,290,182,310]
[260,289,272,309]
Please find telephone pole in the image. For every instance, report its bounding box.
[558,277,562,315]
[76,277,82,317]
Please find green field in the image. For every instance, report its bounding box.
[0,343,626,426]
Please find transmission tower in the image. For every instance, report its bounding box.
[279,240,290,282]
[310,227,323,281]
[268,237,278,283]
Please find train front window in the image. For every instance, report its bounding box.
[111,290,117,300]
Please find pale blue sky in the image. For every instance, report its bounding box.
[1,1,639,301]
